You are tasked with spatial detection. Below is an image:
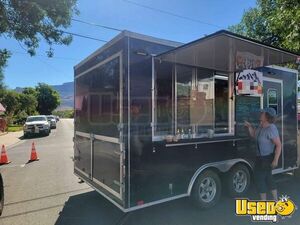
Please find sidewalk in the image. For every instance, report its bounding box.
[0,131,23,149]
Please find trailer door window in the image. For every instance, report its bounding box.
[267,89,278,113]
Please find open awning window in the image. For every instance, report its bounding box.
[155,30,299,73]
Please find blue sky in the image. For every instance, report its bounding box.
[0,0,256,89]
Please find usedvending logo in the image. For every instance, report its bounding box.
[235,196,296,222]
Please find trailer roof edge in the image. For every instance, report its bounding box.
[74,30,183,70]
[266,65,299,74]
[155,29,300,58]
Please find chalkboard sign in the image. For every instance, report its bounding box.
[235,96,261,136]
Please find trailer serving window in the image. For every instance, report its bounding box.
[193,68,214,135]
[154,61,233,140]
[154,61,174,136]
[214,75,229,133]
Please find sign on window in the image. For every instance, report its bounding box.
[236,69,263,96]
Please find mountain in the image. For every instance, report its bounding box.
[52,82,74,110]
[14,82,74,111]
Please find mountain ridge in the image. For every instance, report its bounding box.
[14,81,74,110]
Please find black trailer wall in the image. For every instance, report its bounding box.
[74,37,129,206]
[128,37,179,207]
[74,34,179,208]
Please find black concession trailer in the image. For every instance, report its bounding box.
[74,30,299,212]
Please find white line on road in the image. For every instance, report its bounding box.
[0,164,26,168]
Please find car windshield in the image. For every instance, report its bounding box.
[26,117,46,122]
[46,116,55,120]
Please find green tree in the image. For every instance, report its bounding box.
[23,87,37,96]
[53,109,74,118]
[0,49,10,90]
[36,83,61,115]
[19,92,38,115]
[1,90,20,123]
[0,0,78,70]
[229,0,300,52]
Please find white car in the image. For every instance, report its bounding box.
[23,115,51,138]
[46,115,57,129]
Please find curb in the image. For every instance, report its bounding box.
[0,132,24,150]
[6,139,25,150]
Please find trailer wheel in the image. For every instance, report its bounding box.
[0,174,4,216]
[226,164,250,197]
[192,170,221,209]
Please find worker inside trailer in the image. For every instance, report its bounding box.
[131,100,146,159]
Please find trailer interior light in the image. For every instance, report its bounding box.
[135,51,148,56]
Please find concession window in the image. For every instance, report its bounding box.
[152,30,299,141]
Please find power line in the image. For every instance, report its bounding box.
[11,50,79,61]
[60,30,108,42]
[123,0,224,29]
[35,57,63,73]
[14,46,64,73]
[71,18,123,32]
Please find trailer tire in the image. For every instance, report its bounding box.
[192,169,221,209]
[226,164,250,197]
[0,174,4,216]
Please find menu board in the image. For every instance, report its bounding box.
[235,96,261,136]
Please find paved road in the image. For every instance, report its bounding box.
[0,119,91,225]
[0,119,299,225]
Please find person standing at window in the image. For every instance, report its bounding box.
[244,107,282,201]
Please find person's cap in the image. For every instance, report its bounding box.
[260,107,277,117]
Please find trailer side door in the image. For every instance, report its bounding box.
[263,78,283,170]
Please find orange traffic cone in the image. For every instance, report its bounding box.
[0,145,11,165]
[28,142,39,162]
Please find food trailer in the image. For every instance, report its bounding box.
[74,30,299,212]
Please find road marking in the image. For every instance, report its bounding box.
[6,140,26,150]
[0,164,26,168]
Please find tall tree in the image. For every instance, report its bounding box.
[229,0,300,53]
[19,92,38,115]
[1,90,20,123]
[0,49,10,90]
[22,87,37,96]
[36,83,60,115]
[0,0,78,70]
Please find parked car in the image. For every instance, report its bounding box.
[0,173,3,216]
[46,115,57,129]
[23,115,51,137]
[55,115,60,122]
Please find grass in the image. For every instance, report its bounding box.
[7,125,23,132]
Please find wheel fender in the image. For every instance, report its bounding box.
[187,159,252,195]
